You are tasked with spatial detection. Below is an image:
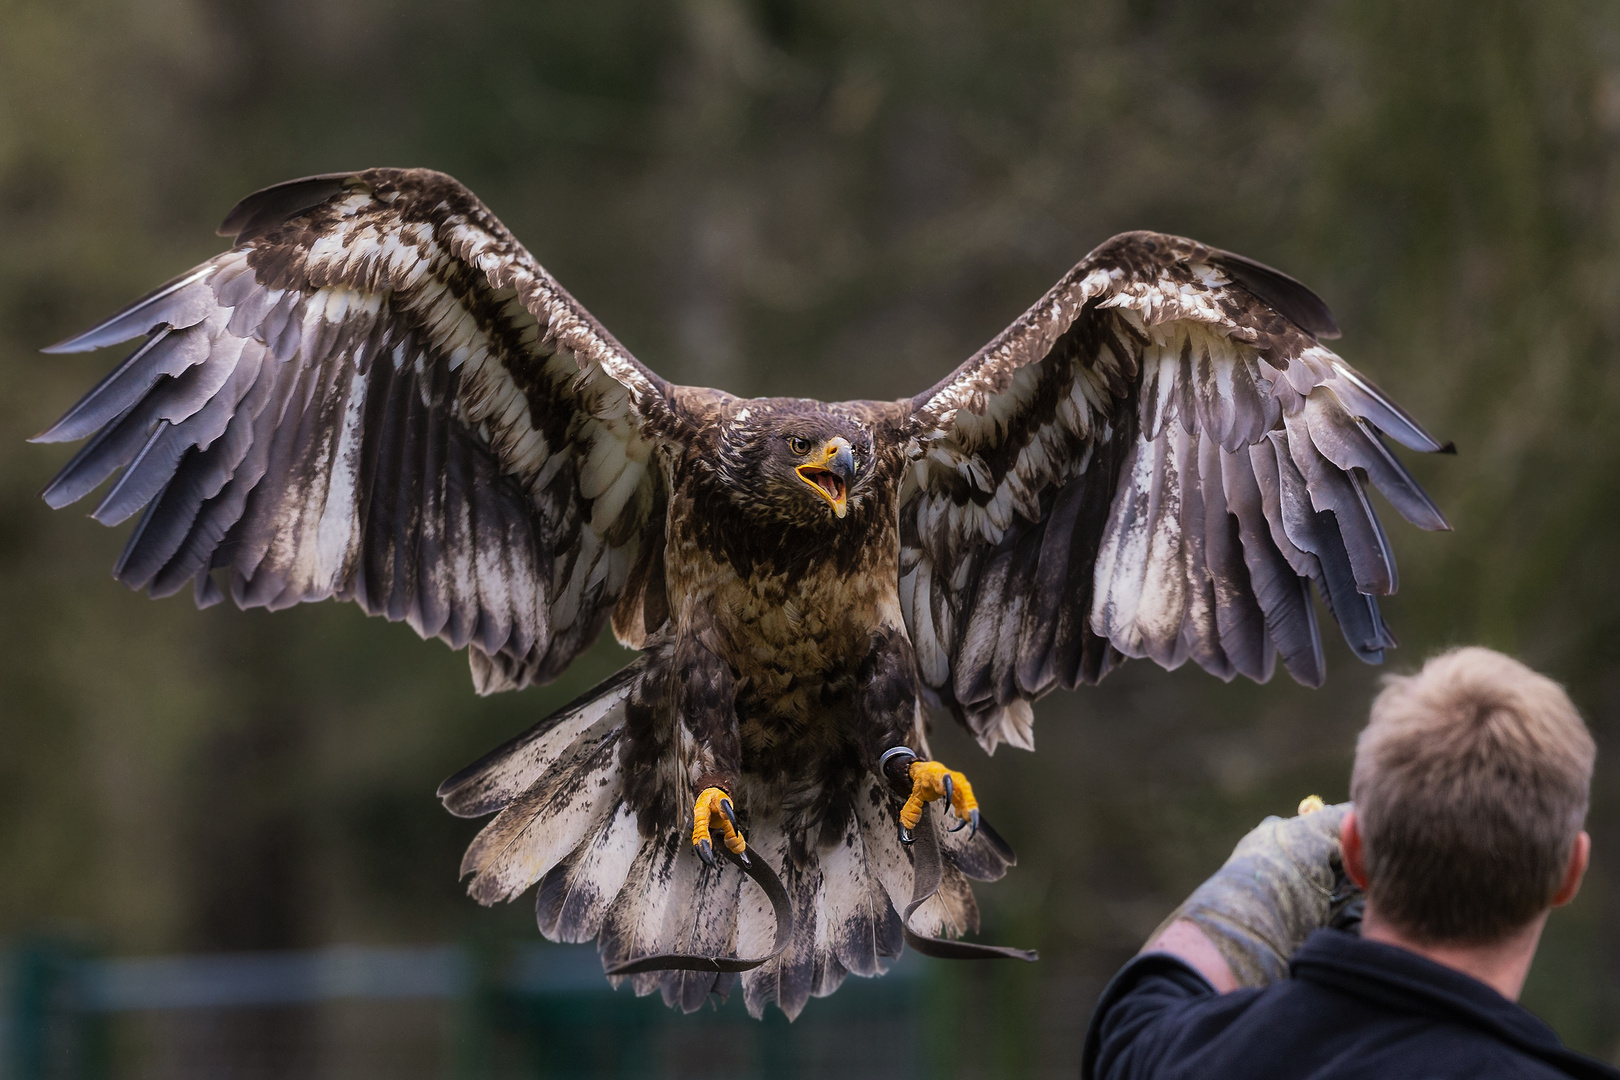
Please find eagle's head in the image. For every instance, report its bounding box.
[712,400,873,529]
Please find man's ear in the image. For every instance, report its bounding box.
[1341,810,1369,890]
[1551,832,1590,908]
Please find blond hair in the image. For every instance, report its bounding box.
[1350,647,1594,944]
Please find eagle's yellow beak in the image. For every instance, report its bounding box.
[795,437,855,518]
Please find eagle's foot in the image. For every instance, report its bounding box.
[898,760,979,844]
[692,786,749,868]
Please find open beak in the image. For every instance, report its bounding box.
[795,437,856,519]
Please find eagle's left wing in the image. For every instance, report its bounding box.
[900,232,1450,752]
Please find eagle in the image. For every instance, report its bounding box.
[35,168,1449,1018]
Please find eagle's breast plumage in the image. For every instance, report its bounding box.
[35,169,1451,1018]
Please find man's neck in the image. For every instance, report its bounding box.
[1359,903,1547,1001]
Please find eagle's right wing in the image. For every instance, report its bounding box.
[36,168,684,693]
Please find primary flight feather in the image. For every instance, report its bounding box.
[35,168,1448,1017]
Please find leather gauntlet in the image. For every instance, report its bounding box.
[1147,800,1360,987]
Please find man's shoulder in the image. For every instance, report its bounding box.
[1287,931,1616,1079]
[1084,931,1620,1080]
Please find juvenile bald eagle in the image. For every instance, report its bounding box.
[36,169,1448,1017]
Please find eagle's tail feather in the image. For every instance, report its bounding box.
[936,802,1017,882]
[444,665,991,1018]
[438,657,644,818]
[442,661,637,911]
[460,717,623,905]
[660,853,744,1012]
[771,835,822,1018]
[737,775,978,1020]
[535,799,642,944]
[820,805,903,979]
[598,831,683,997]
[810,873,849,1002]
[736,816,793,1016]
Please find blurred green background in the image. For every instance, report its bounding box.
[2,0,1618,1075]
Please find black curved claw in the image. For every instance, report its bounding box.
[697,838,716,867]
[899,824,916,845]
[942,774,954,810]
[969,808,980,840]
[736,848,752,868]
[720,798,740,832]
[948,816,969,833]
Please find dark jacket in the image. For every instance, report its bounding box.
[1083,929,1619,1080]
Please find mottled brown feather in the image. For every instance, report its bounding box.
[39,177,1452,1015]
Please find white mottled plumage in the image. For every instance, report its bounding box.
[38,175,1450,1018]
[460,719,623,904]
[537,800,642,944]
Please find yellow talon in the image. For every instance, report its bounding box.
[899,761,979,840]
[692,786,747,866]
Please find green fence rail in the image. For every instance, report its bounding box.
[1,939,936,1080]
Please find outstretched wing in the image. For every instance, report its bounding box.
[36,168,685,693]
[900,231,1450,751]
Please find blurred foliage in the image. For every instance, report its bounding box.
[2,0,1619,1072]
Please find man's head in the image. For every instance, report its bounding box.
[1345,646,1594,945]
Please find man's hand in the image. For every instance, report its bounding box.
[1144,798,1356,989]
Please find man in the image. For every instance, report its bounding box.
[1083,647,1616,1079]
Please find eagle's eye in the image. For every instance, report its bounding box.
[788,435,812,456]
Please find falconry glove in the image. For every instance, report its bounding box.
[1149,799,1359,987]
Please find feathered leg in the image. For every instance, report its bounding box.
[858,626,981,843]
[673,623,751,865]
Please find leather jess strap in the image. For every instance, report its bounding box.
[901,809,1039,962]
[605,808,1037,976]
[605,847,794,976]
